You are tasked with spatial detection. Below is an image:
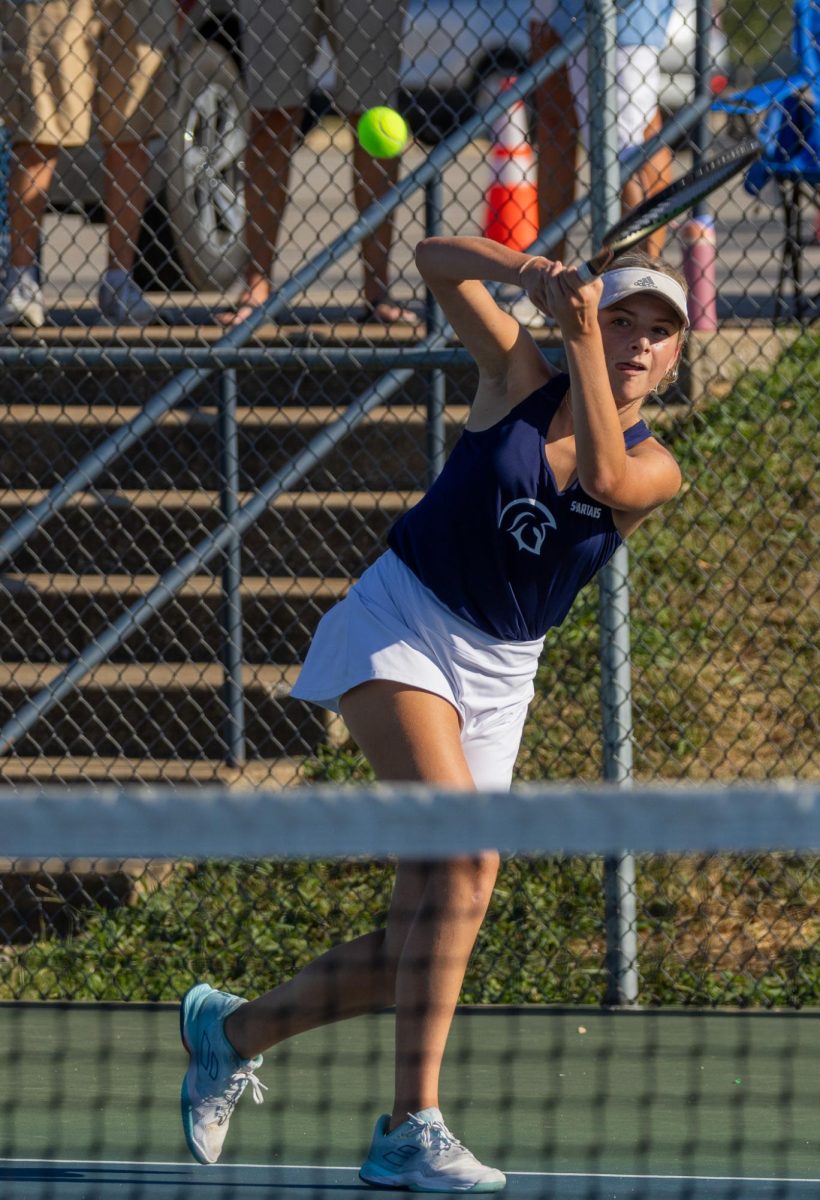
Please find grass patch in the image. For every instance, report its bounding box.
[521,332,819,782]
[3,851,815,1007]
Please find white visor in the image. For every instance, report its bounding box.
[599,267,690,329]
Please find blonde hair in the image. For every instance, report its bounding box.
[604,250,688,395]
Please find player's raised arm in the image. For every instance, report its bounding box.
[414,236,558,395]
[538,259,684,517]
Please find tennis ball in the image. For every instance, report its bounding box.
[357,107,409,158]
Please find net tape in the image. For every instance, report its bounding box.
[4,780,819,860]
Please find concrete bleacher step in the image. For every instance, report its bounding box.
[2,572,350,663]
[2,331,482,411]
[2,357,478,781]
[0,661,330,760]
[0,403,469,493]
[0,488,422,575]
[0,755,307,787]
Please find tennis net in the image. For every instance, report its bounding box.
[1,780,818,1200]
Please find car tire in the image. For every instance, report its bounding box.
[162,36,249,292]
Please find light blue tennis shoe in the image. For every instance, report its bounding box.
[359,1107,506,1192]
[180,982,267,1164]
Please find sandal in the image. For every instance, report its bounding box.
[216,303,262,327]
[359,299,421,327]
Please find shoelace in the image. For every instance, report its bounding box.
[215,1064,267,1126]
[406,1115,462,1156]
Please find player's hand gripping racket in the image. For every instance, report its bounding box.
[576,137,761,283]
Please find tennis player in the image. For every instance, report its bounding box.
[180,238,688,1191]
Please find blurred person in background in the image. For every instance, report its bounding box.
[0,0,172,327]
[219,0,417,327]
[530,0,675,262]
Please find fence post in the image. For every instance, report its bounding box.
[692,0,712,175]
[586,0,640,1007]
[679,0,719,330]
[424,173,446,484]
[599,550,639,1006]
[0,123,9,283]
[218,368,246,767]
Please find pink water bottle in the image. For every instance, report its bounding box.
[681,214,717,330]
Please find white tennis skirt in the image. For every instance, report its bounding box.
[290,550,544,789]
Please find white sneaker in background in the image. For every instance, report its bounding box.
[0,267,46,327]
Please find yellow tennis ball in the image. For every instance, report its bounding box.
[357,107,409,158]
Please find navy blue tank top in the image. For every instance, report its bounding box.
[388,374,652,641]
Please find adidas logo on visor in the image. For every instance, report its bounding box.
[598,267,690,327]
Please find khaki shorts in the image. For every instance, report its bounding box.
[0,0,174,146]
[239,0,404,115]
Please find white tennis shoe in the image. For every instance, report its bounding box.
[359,1107,506,1193]
[179,982,266,1164]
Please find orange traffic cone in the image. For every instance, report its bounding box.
[483,79,539,252]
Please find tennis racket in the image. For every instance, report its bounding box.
[576,137,761,283]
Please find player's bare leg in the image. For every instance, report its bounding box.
[340,682,497,1126]
[224,683,496,1126]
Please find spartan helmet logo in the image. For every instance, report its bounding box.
[499,498,557,556]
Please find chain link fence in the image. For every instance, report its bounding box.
[2,845,817,1006]
[0,3,816,1002]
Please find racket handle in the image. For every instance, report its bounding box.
[577,246,614,283]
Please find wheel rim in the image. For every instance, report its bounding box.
[179,80,246,250]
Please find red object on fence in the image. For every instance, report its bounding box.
[681,215,718,331]
[483,79,539,252]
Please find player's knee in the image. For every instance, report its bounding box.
[443,851,501,914]
[470,850,501,903]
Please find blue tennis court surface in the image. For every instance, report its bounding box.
[2,1160,819,1198]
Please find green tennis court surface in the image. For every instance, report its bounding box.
[1,1004,817,1198]
[2,1162,818,1199]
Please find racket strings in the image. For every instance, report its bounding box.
[604,137,762,251]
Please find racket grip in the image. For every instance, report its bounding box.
[577,246,613,283]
